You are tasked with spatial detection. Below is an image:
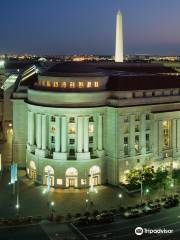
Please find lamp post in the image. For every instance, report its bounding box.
[85,199,89,209]
[145,188,150,201]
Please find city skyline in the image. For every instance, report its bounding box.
[0,0,180,55]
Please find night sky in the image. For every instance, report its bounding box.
[0,0,180,55]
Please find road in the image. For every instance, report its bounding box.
[77,206,180,240]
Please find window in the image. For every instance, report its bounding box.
[51,116,55,122]
[135,114,140,121]
[81,179,86,185]
[137,159,140,163]
[146,134,150,151]
[53,81,59,88]
[70,82,75,88]
[89,136,93,144]
[69,149,75,156]
[61,82,66,88]
[163,121,171,149]
[69,127,76,134]
[89,124,94,133]
[135,135,140,154]
[69,117,75,123]
[69,139,75,144]
[135,125,139,132]
[57,179,63,185]
[89,116,94,122]
[124,137,128,155]
[94,81,99,87]
[46,81,51,87]
[78,82,84,88]
[89,147,93,154]
[87,82,92,88]
[51,136,55,143]
[146,114,150,120]
[51,126,56,133]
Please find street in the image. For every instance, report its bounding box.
[77,206,180,239]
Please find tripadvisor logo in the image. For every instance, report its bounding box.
[135,227,143,236]
[135,227,173,236]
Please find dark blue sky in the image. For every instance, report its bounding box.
[0,0,180,55]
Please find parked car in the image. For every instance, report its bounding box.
[123,209,143,218]
[148,202,161,212]
[96,212,114,223]
[73,217,89,226]
[163,198,179,208]
[142,206,152,214]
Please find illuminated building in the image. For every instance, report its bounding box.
[7,62,180,188]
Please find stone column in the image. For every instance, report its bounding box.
[84,116,89,153]
[77,116,83,153]
[28,111,34,145]
[129,114,135,156]
[172,119,177,152]
[41,115,47,150]
[119,116,124,158]
[55,116,60,152]
[36,114,42,149]
[176,119,180,151]
[98,115,103,151]
[140,114,146,155]
[158,120,163,157]
[61,116,67,153]
[153,120,158,156]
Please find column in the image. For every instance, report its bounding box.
[119,116,124,158]
[177,119,180,151]
[84,116,89,152]
[77,116,83,153]
[98,115,103,151]
[41,115,47,150]
[153,120,158,156]
[158,120,163,156]
[172,119,177,152]
[55,116,60,152]
[129,114,135,156]
[61,116,67,153]
[36,114,42,149]
[28,111,34,145]
[140,114,146,155]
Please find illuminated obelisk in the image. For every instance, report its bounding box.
[115,10,123,62]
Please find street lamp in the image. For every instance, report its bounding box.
[118,193,123,208]
[85,199,89,209]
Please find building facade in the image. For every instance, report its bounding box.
[10,62,180,188]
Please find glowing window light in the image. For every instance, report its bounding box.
[70,82,75,88]
[53,81,59,88]
[87,82,92,88]
[94,81,99,87]
[88,124,94,133]
[78,82,84,88]
[61,82,67,88]
[46,81,51,87]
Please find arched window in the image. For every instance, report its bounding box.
[66,167,78,176]
[44,165,54,175]
[29,161,36,170]
[89,166,100,175]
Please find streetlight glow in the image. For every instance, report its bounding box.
[118,193,122,198]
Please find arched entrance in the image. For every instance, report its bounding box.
[66,167,78,188]
[29,161,37,181]
[89,165,101,186]
[44,165,55,187]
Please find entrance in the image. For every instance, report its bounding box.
[65,167,78,188]
[30,169,37,181]
[92,176,99,186]
[45,175,54,187]
[69,178,75,187]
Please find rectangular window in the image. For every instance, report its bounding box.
[146,134,150,151]
[61,82,67,88]
[89,147,93,154]
[51,116,55,122]
[124,116,128,123]
[57,179,63,185]
[88,124,94,133]
[70,82,75,88]
[69,117,75,123]
[69,139,75,144]
[53,81,59,88]
[89,116,94,122]
[146,114,150,120]
[163,121,170,149]
[135,135,140,154]
[69,149,75,156]
[124,137,128,155]
[89,136,93,143]
[87,82,92,88]
[94,81,99,87]
[51,136,55,143]
[135,125,139,132]
[78,82,84,88]
[69,127,76,134]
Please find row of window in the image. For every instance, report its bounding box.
[50,124,94,134]
[51,136,94,144]
[37,80,99,89]
[124,114,150,123]
[51,116,94,123]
